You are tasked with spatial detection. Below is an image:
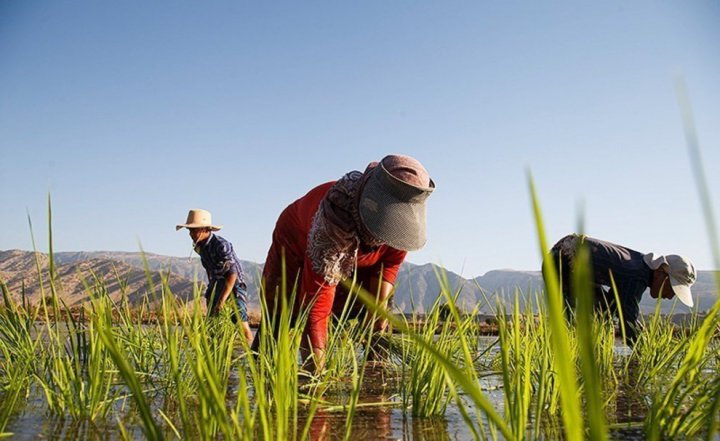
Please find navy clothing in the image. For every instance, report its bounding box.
[546,234,652,344]
[196,234,248,318]
[207,280,249,322]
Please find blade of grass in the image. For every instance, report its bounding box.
[675,77,720,441]
[96,322,164,441]
[527,171,584,441]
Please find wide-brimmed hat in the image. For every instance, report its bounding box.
[358,154,435,251]
[643,253,696,307]
[176,209,222,231]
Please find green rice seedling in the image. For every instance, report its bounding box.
[644,301,719,439]
[496,290,535,440]
[0,280,39,435]
[96,308,164,441]
[156,286,198,437]
[35,251,117,420]
[34,311,118,420]
[525,292,559,435]
[527,174,585,441]
[294,274,394,440]
[341,310,375,441]
[347,270,515,440]
[321,277,375,383]
[110,295,163,382]
[23,204,120,421]
[396,286,477,418]
[397,300,445,416]
[152,271,248,439]
[640,288,719,439]
[187,308,241,438]
[483,289,558,436]
[571,242,608,440]
[677,77,720,441]
[491,287,613,439]
[433,266,510,441]
[632,299,684,392]
[244,262,319,441]
[643,81,720,440]
[0,363,27,434]
[528,176,628,440]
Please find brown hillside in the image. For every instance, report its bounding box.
[0,250,198,307]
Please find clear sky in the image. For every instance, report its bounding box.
[1,1,719,276]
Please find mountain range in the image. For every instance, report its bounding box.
[1,249,717,314]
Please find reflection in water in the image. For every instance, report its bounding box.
[615,355,647,424]
[306,406,395,441]
[404,417,451,441]
[301,364,399,440]
[2,342,670,440]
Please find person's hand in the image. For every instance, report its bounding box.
[373,318,388,333]
[213,300,225,315]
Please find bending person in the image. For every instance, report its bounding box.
[176,209,253,342]
[543,234,696,345]
[253,154,434,370]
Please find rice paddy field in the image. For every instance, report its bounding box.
[1,255,719,441]
[2,193,719,441]
[2,99,719,440]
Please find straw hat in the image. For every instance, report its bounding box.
[358,154,435,251]
[643,253,696,307]
[175,209,222,231]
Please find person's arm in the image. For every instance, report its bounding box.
[379,247,407,285]
[299,254,337,372]
[212,238,240,313]
[365,277,394,332]
[212,271,237,314]
[366,247,407,332]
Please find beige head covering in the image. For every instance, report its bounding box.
[175,209,222,231]
[643,253,696,307]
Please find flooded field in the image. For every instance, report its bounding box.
[1,250,718,440]
[1,323,692,440]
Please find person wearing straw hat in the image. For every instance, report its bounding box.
[176,209,253,342]
[543,234,696,345]
[252,154,435,371]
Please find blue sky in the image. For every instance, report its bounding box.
[1,1,719,276]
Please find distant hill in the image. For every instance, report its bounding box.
[1,249,717,315]
[0,249,197,307]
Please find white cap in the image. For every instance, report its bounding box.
[643,253,696,307]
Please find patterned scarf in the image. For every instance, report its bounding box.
[307,169,383,285]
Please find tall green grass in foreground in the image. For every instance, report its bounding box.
[641,79,720,441]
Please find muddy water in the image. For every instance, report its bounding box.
[2,339,653,440]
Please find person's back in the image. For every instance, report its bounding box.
[544,234,696,344]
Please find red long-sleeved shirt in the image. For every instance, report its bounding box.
[263,181,406,349]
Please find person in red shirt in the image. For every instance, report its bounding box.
[252,154,435,371]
